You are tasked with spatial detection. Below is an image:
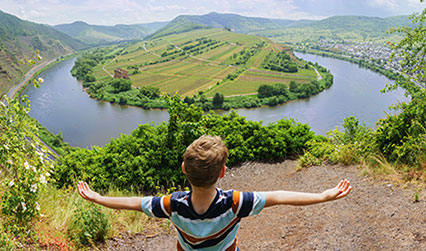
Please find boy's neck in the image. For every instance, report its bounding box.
[191,185,218,215]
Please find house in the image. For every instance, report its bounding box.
[113,68,129,79]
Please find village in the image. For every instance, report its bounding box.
[298,39,403,73]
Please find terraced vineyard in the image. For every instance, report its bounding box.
[90,28,320,98]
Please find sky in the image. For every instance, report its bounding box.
[0,0,425,26]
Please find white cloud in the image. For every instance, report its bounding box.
[370,0,398,9]
[0,0,424,25]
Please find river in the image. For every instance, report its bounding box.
[22,53,408,148]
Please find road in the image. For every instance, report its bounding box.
[7,58,58,99]
[4,57,64,158]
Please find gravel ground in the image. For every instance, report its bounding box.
[96,160,426,250]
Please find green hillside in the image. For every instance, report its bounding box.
[54,21,168,45]
[251,15,413,43]
[146,16,208,39]
[0,10,87,95]
[148,12,295,39]
[149,12,412,44]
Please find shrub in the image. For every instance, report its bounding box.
[67,201,110,247]
[1,97,52,237]
[54,95,315,192]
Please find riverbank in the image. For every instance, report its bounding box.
[293,48,399,81]
[11,53,77,100]
[5,53,78,157]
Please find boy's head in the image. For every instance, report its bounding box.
[183,135,228,188]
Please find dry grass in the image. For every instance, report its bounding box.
[359,155,426,189]
[34,186,168,250]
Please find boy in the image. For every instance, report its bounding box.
[78,135,351,250]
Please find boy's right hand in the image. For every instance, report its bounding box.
[321,179,351,202]
[78,181,100,202]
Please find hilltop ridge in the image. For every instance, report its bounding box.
[0,9,87,95]
[147,12,412,41]
[53,20,168,45]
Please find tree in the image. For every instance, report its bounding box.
[289,81,299,92]
[184,96,195,104]
[139,86,160,99]
[258,85,274,98]
[199,94,207,104]
[109,79,131,93]
[388,1,425,89]
[212,93,224,108]
[376,1,426,165]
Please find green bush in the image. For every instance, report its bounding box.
[54,95,315,192]
[0,225,16,250]
[299,117,375,167]
[1,97,53,237]
[67,201,110,247]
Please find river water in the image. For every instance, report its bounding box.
[22,53,408,148]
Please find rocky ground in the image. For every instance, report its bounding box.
[96,160,426,250]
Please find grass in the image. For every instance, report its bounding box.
[33,185,169,250]
[208,79,263,96]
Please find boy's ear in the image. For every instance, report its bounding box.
[219,165,226,178]
[181,162,186,174]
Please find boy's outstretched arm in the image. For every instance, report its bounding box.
[264,179,351,207]
[78,181,142,211]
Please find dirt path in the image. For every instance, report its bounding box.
[97,160,426,250]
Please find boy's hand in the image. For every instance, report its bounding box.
[78,181,100,202]
[321,179,351,202]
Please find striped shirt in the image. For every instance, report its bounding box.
[141,188,266,251]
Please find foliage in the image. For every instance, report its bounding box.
[139,86,160,99]
[376,2,426,166]
[0,97,53,238]
[67,200,110,247]
[109,78,132,93]
[225,68,245,81]
[225,45,262,66]
[261,50,298,73]
[54,95,315,192]
[299,117,375,167]
[0,224,16,250]
[212,92,224,108]
[258,83,289,98]
[71,51,103,82]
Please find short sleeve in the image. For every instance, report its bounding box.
[140,195,172,219]
[250,192,266,216]
[141,196,155,217]
[236,191,266,218]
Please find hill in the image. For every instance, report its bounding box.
[53,21,168,45]
[148,12,295,39]
[84,28,322,104]
[148,12,412,43]
[0,10,87,95]
[251,15,413,43]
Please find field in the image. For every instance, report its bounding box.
[91,28,319,97]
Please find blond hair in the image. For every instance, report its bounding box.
[183,135,228,187]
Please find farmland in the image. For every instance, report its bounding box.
[89,28,320,98]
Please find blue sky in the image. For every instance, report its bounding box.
[1,0,424,25]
